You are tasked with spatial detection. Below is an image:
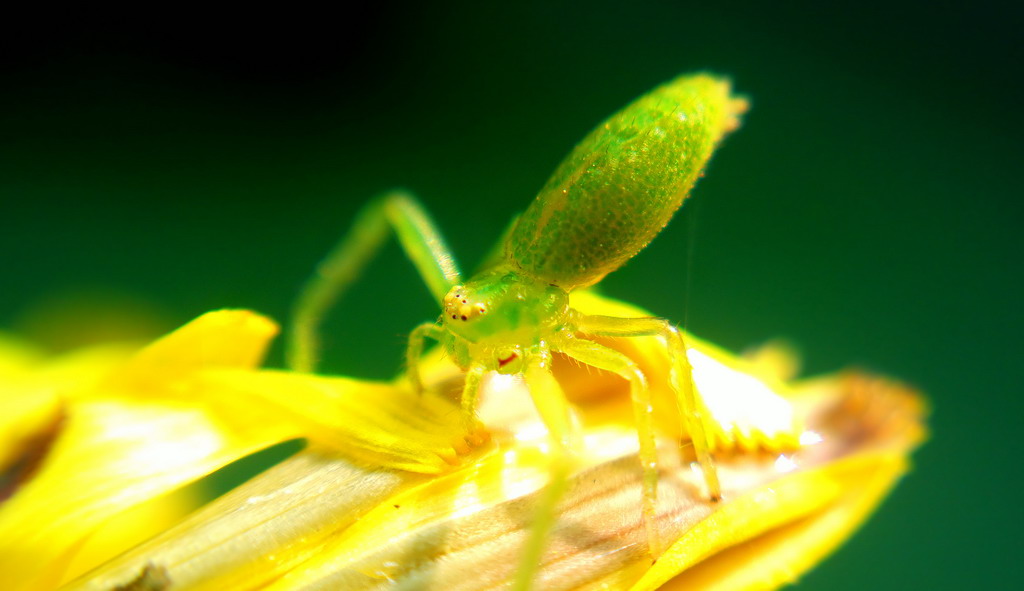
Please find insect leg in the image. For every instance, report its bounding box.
[555,336,663,555]
[288,190,462,372]
[454,363,491,448]
[513,351,579,591]
[576,314,722,501]
[405,322,445,395]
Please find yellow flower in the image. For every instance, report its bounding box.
[0,293,926,590]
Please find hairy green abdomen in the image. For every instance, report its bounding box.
[505,74,745,289]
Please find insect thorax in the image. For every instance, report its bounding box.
[441,266,569,349]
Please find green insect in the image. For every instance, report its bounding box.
[288,73,746,590]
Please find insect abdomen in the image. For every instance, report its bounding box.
[505,74,746,289]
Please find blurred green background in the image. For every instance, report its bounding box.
[2,1,1020,588]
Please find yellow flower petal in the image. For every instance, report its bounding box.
[0,333,45,379]
[59,314,926,591]
[196,369,472,472]
[648,374,925,591]
[0,386,62,476]
[100,309,278,393]
[0,310,302,590]
[651,453,909,591]
[59,475,203,587]
[60,453,426,590]
[1,336,134,472]
[0,400,232,588]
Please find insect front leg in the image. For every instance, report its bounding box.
[457,363,490,447]
[405,322,445,395]
[288,190,462,372]
[513,351,580,591]
[575,314,722,501]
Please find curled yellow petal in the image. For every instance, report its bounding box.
[0,311,302,590]
[100,309,278,393]
[0,336,133,473]
[648,374,925,591]
[197,369,472,473]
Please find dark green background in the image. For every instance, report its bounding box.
[2,2,1020,588]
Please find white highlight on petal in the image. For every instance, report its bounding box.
[774,454,798,473]
[688,348,796,443]
[514,422,549,443]
[799,430,824,446]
